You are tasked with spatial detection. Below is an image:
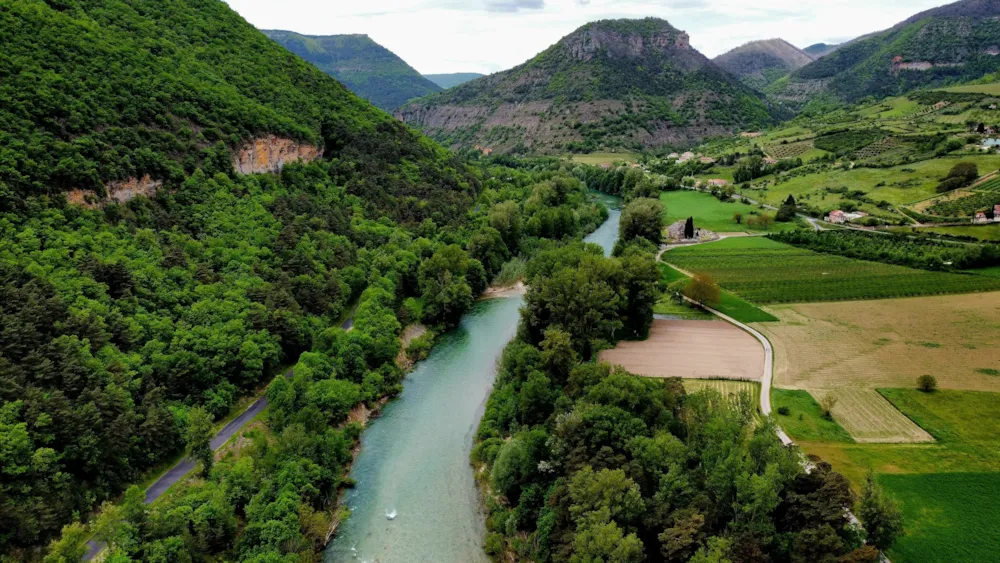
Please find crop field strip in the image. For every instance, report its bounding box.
[812,388,934,443]
[665,237,1000,303]
[683,380,763,422]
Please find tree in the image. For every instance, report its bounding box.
[186,407,214,477]
[820,394,839,421]
[732,213,743,225]
[917,375,937,393]
[859,470,904,550]
[43,523,89,563]
[684,217,695,239]
[620,198,665,245]
[419,245,475,328]
[756,213,775,230]
[684,273,720,308]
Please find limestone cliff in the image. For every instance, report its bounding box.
[397,18,775,154]
[233,136,322,175]
[66,175,163,208]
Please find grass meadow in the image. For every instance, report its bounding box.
[659,190,801,233]
[657,262,778,322]
[665,237,1000,303]
[779,389,1000,562]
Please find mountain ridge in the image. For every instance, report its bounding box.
[713,38,814,89]
[423,72,485,89]
[398,18,776,154]
[263,30,442,111]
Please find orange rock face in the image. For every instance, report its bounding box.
[65,175,163,208]
[232,136,322,175]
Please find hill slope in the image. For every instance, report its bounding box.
[423,72,485,89]
[398,18,776,154]
[263,30,442,111]
[0,0,480,552]
[770,0,1000,112]
[713,38,814,89]
[803,43,841,59]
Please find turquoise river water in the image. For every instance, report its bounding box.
[325,197,620,563]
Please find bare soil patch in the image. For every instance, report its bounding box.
[600,320,765,381]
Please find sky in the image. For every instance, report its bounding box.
[224,0,951,75]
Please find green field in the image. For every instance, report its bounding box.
[880,472,1000,563]
[750,155,1000,211]
[969,265,1000,277]
[787,389,1000,562]
[566,152,638,165]
[771,389,855,443]
[665,237,1000,303]
[892,224,1000,241]
[658,262,778,322]
[938,82,1000,95]
[660,190,801,233]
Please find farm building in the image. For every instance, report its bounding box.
[668,152,680,159]
[826,210,848,224]
[678,152,696,163]
[974,212,989,224]
[763,157,778,165]
[699,156,716,164]
[706,179,729,188]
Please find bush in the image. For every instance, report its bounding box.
[777,406,791,416]
[917,375,938,393]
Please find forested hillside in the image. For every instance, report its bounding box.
[769,0,1000,112]
[263,31,443,111]
[423,72,486,89]
[0,1,609,559]
[398,18,776,154]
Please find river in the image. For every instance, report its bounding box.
[325,195,621,563]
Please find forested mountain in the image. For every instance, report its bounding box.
[769,0,1000,112]
[0,0,497,557]
[803,42,841,59]
[423,72,486,89]
[398,18,777,154]
[713,38,814,90]
[263,30,443,111]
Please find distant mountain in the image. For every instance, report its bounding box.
[803,43,841,59]
[713,39,814,89]
[263,30,442,111]
[424,73,486,89]
[398,18,776,154]
[769,0,1000,112]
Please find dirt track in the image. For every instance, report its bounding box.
[600,319,765,381]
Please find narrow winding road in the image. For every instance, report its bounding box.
[82,312,358,560]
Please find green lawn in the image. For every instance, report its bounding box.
[566,152,638,165]
[881,472,1000,563]
[938,82,1000,95]
[664,237,1000,303]
[659,190,801,233]
[878,389,1000,444]
[657,263,778,322]
[771,389,855,443]
[968,265,1000,278]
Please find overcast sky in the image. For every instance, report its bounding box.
[224,0,950,75]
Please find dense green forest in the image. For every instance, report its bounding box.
[262,31,443,112]
[471,221,880,562]
[770,230,1000,271]
[0,0,613,559]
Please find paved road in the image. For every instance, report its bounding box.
[83,306,363,559]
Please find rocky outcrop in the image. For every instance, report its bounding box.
[233,136,322,175]
[65,175,163,208]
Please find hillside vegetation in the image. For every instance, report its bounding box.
[263,31,443,111]
[769,0,1000,112]
[399,18,776,154]
[713,39,814,90]
[423,72,485,89]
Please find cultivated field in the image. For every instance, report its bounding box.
[659,190,799,233]
[897,224,1000,241]
[683,379,760,398]
[658,263,778,323]
[665,237,1000,302]
[812,388,933,443]
[599,319,764,381]
[566,152,638,165]
[757,293,1000,393]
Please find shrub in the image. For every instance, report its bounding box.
[820,394,839,420]
[917,375,938,393]
[777,406,791,416]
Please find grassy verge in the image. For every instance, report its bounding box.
[658,262,778,322]
[771,389,854,443]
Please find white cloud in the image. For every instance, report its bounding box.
[224,0,952,74]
